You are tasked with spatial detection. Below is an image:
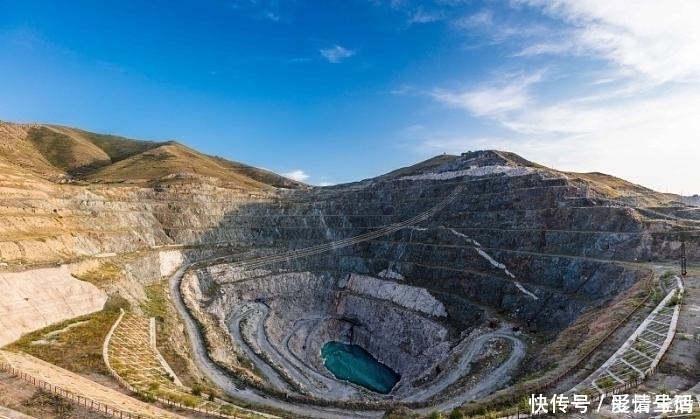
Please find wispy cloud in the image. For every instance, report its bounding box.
[414,85,700,193]
[514,40,575,57]
[390,0,408,9]
[264,11,280,22]
[453,9,493,28]
[282,169,309,182]
[408,6,446,25]
[319,45,355,63]
[369,0,475,28]
[431,71,544,117]
[516,0,700,84]
[230,0,289,22]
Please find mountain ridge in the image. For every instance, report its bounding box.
[0,121,304,190]
[0,120,686,205]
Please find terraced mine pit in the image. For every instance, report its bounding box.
[178,150,660,410]
[188,269,467,403]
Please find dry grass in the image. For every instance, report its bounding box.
[2,121,302,190]
[83,143,276,190]
[48,125,160,163]
[0,372,115,419]
[26,126,111,174]
[565,171,676,204]
[74,261,124,287]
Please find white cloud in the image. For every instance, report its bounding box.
[319,45,356,63]
[514,40,576,57]
[282,170,309,182]
[431,71,543,117]
[416,88,700,194]
[518,0,700,84]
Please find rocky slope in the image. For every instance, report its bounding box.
[176,149,700,408]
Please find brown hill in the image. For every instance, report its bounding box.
[0,121,303,190]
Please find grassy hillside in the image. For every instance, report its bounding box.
[83,141,301,190]
[26,126,112,174]
[212,156,305,189]
[0,122,65,179]
[48,125,160,163]
[565,171,674,204]
[0,121,303,190]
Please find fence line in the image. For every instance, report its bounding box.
[0,358,142,419]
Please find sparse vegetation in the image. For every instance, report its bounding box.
[190,383,203,396]
[597,375,616,389]
[5,295,129,375]
[107,301,263,418]
[83,142,276,190]
[67,128,160,162]
[448,408,464,419]
[142,283,169,321]
[139,282,200,386]
[26,126,111,174]
[660,271,674,281]
[74,261,123,287]
[667,290,681,306]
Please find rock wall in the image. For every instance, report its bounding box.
[190,267,460,401]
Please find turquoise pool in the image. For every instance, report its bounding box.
[321,341,400,394]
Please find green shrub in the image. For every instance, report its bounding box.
[191,383,203,396]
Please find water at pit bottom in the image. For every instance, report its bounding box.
[321,341,400,394]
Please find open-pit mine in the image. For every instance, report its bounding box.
[1,121,699,419]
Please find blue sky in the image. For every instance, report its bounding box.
[1,1,698,193]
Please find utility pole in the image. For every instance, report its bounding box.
[681,240,687,276]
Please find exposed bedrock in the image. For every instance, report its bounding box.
[4,151,696,270]
[191,269,481,402]
[181,155,697,407]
